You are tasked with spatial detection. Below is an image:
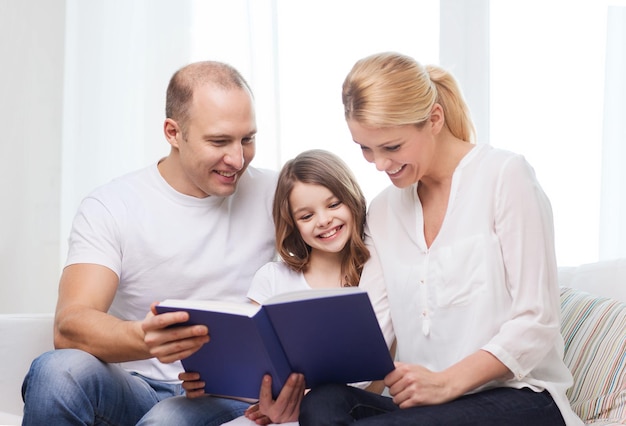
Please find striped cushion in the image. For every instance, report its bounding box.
[560,287,626,424]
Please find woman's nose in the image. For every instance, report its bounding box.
[373,154,390,172]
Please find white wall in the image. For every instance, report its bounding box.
[0,0,66,313]
[0,0,193,314]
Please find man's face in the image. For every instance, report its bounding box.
[173,85,257,198]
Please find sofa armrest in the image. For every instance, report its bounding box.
[0,314,54,419]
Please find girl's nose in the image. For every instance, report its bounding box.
[317,212,332,227]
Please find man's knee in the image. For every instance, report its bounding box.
[23,349,103,398]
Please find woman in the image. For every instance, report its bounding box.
[298,52,583,425]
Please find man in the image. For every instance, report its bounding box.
[21,61,280,425]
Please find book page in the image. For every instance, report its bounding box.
[263,286,365,305]
[158,299,260,317]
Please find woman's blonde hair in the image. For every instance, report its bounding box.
[342,52,476,143]
[273,149,370,287]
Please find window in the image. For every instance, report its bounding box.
[190,0,441,203]
[490,1,622,265]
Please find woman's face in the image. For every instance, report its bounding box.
[347,119,436,188]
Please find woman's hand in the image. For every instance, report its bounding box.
[384,362,455,408]
[179,371,206,399]
[386,352,511,409]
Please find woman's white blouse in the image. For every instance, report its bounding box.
[361,143,583,425]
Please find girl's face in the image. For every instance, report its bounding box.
[289,181,354,256]
[347,119,436,189]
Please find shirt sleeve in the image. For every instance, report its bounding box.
[359,232,396,350]
[66,195,123,277]
[482,154,562,380]
[246,262,275,304]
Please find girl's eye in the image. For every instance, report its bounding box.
[299,213,313,221]
[329,201,342,209]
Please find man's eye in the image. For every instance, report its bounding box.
[242,136,256,145]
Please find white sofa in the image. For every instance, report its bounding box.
[2,260,625,425]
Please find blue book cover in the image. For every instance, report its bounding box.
[156,287,394,400]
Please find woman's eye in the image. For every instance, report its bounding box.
[385,145,400,152]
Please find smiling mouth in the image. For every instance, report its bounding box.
[319,225,342,239]
[387,165,404,176]
[215,170,238,178]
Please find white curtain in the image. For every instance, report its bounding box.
[3,0,624,313]
[599,6,626,260]
[61,0,194,257]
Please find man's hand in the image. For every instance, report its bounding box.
[142,304,209,364]
[246,373,305,424]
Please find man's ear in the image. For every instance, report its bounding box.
[429,103,445,135]
[164,118,182,148]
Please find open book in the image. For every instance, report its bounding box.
[156,287,394,399]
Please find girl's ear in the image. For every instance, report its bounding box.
[429,103,445,135]
[164,118,182,148]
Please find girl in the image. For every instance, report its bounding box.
[182,149,391,425]
[248,148,370,303]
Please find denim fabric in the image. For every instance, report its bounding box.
[21,349,247,426]
[136,395,250,426]
[299,384,566,426]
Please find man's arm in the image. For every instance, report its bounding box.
[54,263,151,362]
[54,263,209,364]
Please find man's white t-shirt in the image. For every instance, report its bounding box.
[66,163,277,382]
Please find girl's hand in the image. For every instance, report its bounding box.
[244,403,272,425]
[179,371,206,399]
[384,362,455,408]
[246,373,305,424]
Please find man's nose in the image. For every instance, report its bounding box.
[224,144,244,169]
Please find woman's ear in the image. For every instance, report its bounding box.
[163,118,182,148]
[429,103,445,135]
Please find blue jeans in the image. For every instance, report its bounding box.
[21,349,249,426]
[299,384,566,426]
[136,395,250,426]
